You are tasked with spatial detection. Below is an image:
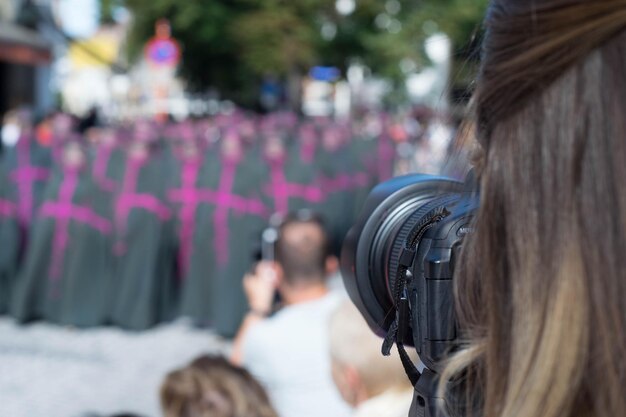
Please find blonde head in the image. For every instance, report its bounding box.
[329,300,415,398]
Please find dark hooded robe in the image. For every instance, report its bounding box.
[108,146,177,330]
[346,133,379,220]
[375,132,397,183]
[315,125,366,254]
[162,123,213,320]
[177,131,268,337]
[347,129,379,219]
[2,133,52,236]
[92,130,126,194]
[0,166,20,314]
[261,134,325,216]
[10,160,114,326]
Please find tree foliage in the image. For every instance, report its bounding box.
[119,0,489,107]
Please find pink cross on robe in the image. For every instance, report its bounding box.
[114,156,171,255]
[39,168,112,282]
[168,156,268,269]
[265,158,324,215]
[11,136,50,228]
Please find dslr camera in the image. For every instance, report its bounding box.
[341,174,478,417]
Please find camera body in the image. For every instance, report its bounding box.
[341,174,478,416]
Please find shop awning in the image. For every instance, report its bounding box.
[0,22,52,65]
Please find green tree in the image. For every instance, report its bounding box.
[124,0,255,104]
[100,0,124,24]
[402,0,489,102]
[120,0,489,108]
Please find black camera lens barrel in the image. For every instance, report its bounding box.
[341,174,478,371]
[341,175,465,335]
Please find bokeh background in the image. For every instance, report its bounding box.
[0,1,488,417]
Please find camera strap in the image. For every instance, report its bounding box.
[382,286,421,386]
[382,204,452,387]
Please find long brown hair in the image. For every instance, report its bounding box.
[442,2,626,417]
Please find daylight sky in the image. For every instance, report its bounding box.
[57,0,99,39]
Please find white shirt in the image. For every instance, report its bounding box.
[354,387,414,417]
[242,291,351,417]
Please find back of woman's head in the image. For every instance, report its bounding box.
[160,355,278,417]
[444,2,626,417]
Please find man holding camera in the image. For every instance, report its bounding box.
[231,213,351,417]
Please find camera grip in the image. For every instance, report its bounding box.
[409,368,447,417]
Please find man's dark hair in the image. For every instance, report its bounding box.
[275,212,330,285]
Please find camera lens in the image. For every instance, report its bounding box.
[341,175,466,338]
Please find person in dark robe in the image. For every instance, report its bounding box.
[345,124,379,220]
[92,127,126,194]
[0,164,19,314]
[375,116,398,183]
[1,113,53,311]
[315,123,367,254]
[164,121,211,323]
[109,121,177,330]
[292,121,321,167]
[165,121,213,302]
[237,117,259,149]
[195,118,218,148]
[261,132,324,216]
[2,119,52,239]
[180,127,268,336]
[90,127,128,227]
[49,112,77,163]
[10,138,113,326]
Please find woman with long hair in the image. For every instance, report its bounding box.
[443,1,626,417]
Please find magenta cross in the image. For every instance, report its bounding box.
[39,168,112,284]
[114,157,171,255]
[319,172,369,193]
[300,141,317,164]
[265,158,324,215]
[167,159,202,277]
[0,198,17,218]
[10,137,50,228]
[377,137,396,182]
[92,145,117,192]
[168,157,268,269]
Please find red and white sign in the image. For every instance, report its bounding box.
[144,19,180,68]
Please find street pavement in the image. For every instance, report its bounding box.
[0,317,230,417]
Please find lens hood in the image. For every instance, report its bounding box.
[341,174,465,338]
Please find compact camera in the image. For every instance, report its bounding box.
[341,174,478,417]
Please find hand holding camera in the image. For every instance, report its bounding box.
[243,261,279,317]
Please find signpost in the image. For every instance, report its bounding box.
[144,19,180,120]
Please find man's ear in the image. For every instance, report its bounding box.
[331,361,362,407]
[344,365,368,406]
[326,255,339,276]
[344,365,361,392]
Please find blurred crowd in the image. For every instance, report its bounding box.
[0,106,457,337]
[129,213,416,417]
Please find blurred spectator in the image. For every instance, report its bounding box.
[161,355,278,417]
[79,107,101,135]
[1,110,21,150]
[1,108,33,151]
[232,212,350,417]
[33,112,57,148]
[329,301,416,417]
